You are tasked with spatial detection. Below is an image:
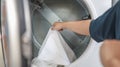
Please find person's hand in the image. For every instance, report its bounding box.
[52,22,64,31]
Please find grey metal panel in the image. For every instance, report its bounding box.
[0,38,5,67]
[32,10,51,45]
[6,0,22,66]
[44,0,89,21]
[112,0,119,6]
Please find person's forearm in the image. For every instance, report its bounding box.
[106,58,120,67]
[62,20,91,35]
[100,40,120,67]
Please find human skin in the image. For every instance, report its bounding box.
[52,20,120,67]
[52,20,91,35]
[100,40,120,67]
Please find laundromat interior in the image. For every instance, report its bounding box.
[0,0,119,67]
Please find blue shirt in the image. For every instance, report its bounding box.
[90,1,120,42]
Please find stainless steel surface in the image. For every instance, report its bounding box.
[32,10,51,56]
[37,3,62,24]
[6,0,22,67]
[22,0,32,66]
[0,39,5,67]
[31,0,91,58]
[1,0,5,66]
[44,0,89,21]
[112,0,119,6]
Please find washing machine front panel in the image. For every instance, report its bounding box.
[31,0,91,58]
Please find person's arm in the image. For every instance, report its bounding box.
[52,19,91,35]
[100,40,120,67]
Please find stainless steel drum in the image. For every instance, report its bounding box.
[30,0,91,58]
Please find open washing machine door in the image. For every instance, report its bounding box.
[30,0,112,67]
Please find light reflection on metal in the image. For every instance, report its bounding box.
[6,0,22,67]
[22,0,32,66]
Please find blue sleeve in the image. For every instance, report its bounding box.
[90,1,120,42]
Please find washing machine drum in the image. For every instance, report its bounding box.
[31,0,91,58]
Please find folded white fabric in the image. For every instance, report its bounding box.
[31,28,76,67]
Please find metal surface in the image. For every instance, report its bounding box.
[31,0,91,58]
[6,0,22,67]
[22,0,32,66]
[32,10,51,56]
[0,37,5,67]
[3,0,32,67]
[112,0,119,6]
[44,0,89,21]
[1,0,5,67]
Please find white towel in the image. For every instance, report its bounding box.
[32,28,76,67]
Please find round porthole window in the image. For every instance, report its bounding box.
[30,0,91,59]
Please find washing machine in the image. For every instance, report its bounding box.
[2,0,117,67]
[30,0,112,67]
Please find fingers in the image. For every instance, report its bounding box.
[52,22,64,31]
